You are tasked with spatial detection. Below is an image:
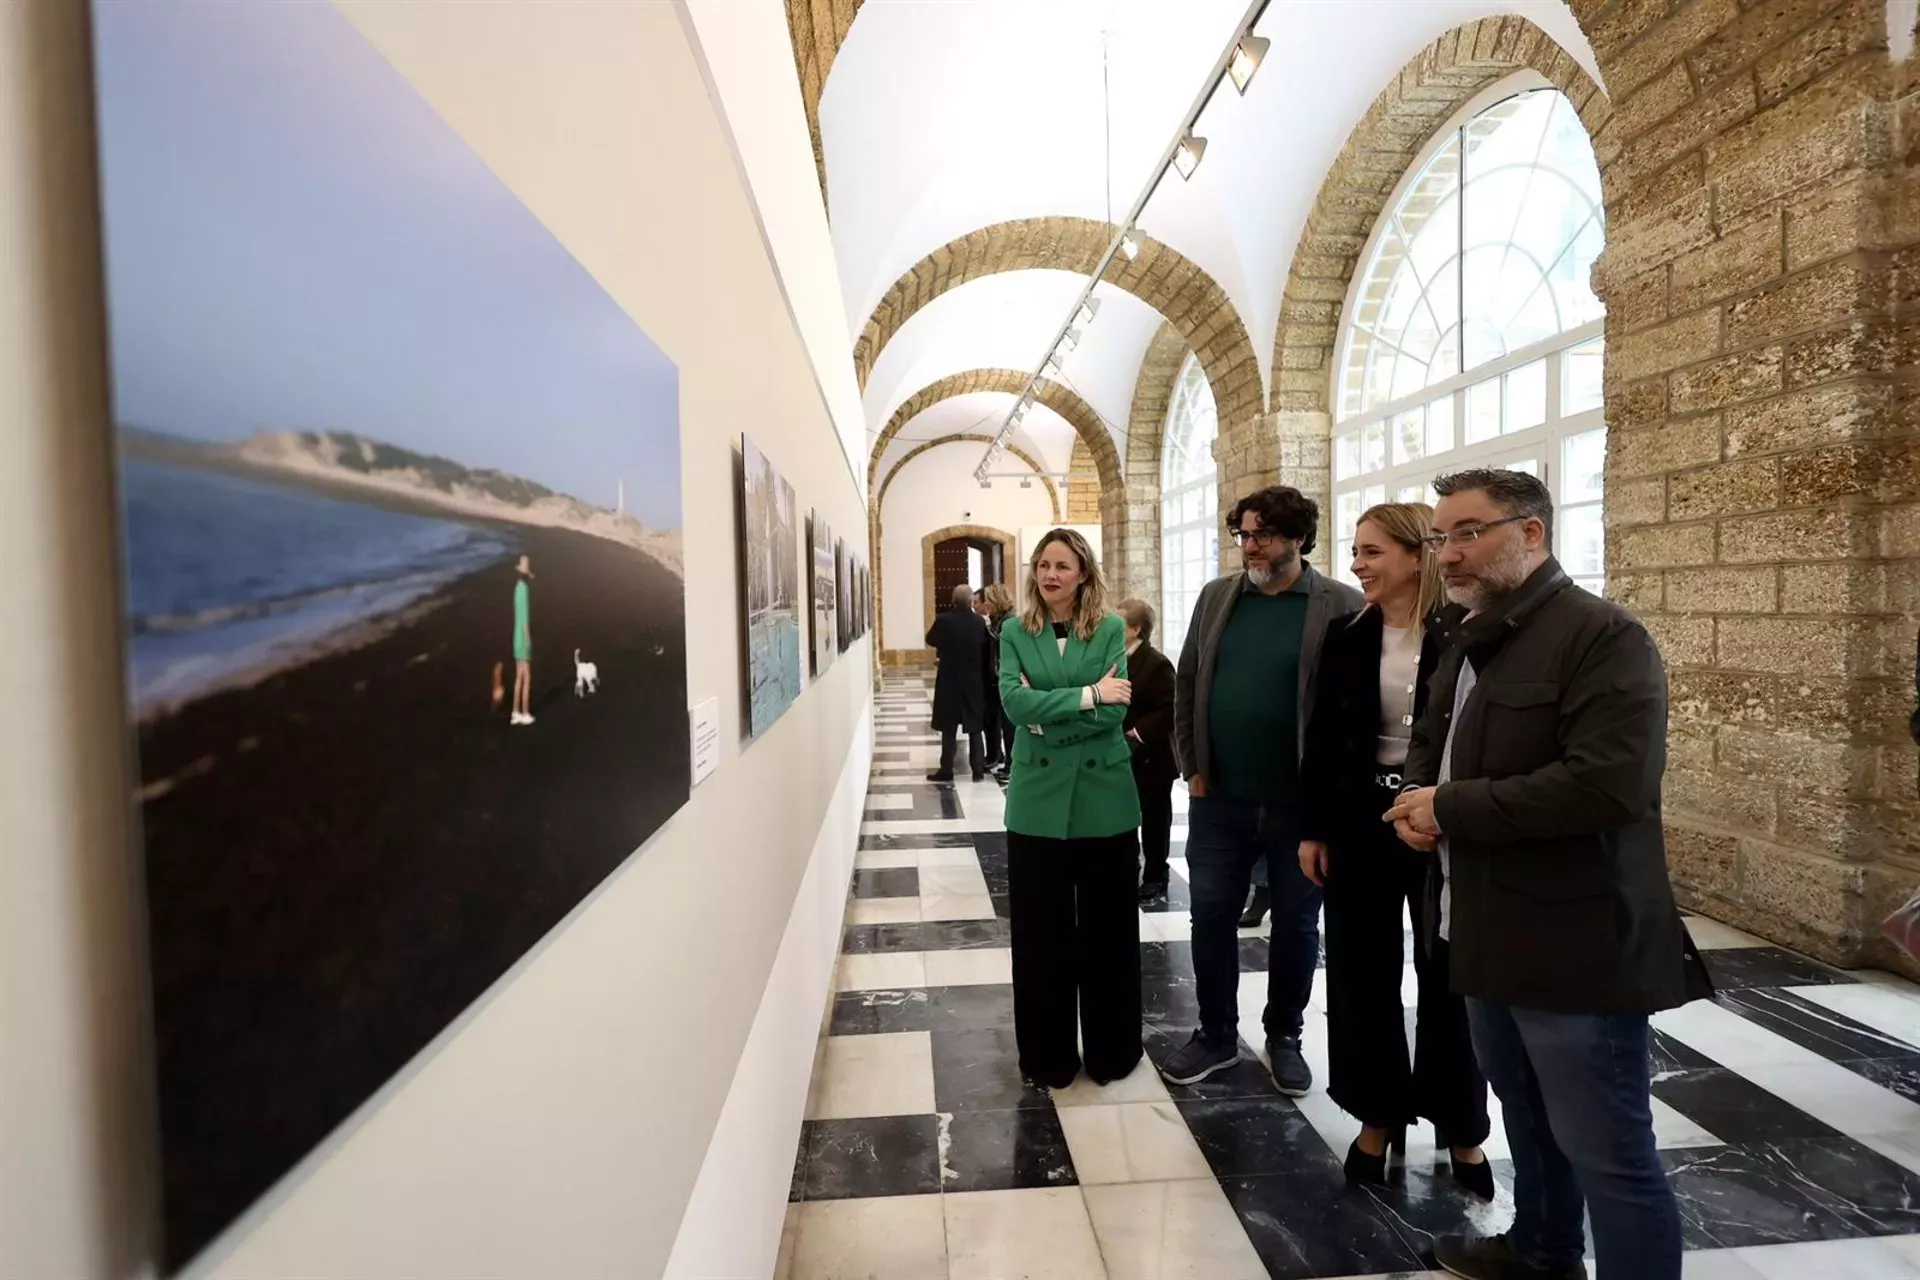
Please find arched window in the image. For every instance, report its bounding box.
[1330,85,1606,596]
[1160,354,1219,655]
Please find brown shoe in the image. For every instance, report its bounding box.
[1433,1234,1587,1280]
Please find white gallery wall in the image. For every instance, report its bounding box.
[0,2,872,1277]
[879,443,1057,652]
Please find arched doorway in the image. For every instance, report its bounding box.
[919,523,1015,643]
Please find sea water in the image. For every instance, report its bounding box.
[120,457,511,715]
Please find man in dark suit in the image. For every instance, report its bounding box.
[1118,598,1178,903]
[926,584,991,782]
[1386,468,1711,1280]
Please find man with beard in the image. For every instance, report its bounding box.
[1385,468,1710,1280]
[1163,486,1362,1090]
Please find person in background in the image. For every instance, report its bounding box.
[1118,598,1178,904]
[983,583,1019,780]
[926,584,991,782]
[511,554,535,726]
[1163,485,1364,1090]
[1385,468,1711,1280]
[998,529,1142,1088]
[1297,503,1491,1200]
[977,586,1007,772]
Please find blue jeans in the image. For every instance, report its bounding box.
[1467,1000,1681,1280]
[1185,794,1320,1045]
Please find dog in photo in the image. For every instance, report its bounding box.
[574,648,600,697]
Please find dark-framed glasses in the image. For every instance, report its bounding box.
[1420,515,1528,551]
[1230,528,1283,547]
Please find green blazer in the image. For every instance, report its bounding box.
[998,611,1143,840]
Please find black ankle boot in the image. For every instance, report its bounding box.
[1449,1148,1496,1201]
[1343,1126,1404,1186]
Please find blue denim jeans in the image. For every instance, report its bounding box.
[1185,794,1320,1045]
[1467,1000,1681,1280]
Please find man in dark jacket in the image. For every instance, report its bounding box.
[1386,468,1711,1280]
[1118,598,1178,903]
[926,584,991,782]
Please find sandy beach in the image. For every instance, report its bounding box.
[135,518,689,1268]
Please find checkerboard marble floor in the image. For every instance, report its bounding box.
[779,676,1920,1280]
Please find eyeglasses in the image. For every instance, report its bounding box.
[1230,528,1284,547]
[1420,515,1528,551]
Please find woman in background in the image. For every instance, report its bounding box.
[998,530,1141,1088]
[983,583,1018,779]
[1117,598,1178,904]
[1297,503,1490,1198]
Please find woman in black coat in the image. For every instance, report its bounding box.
[1297,502,1492,1200]
[927,583,991,782]
[982,583,1018,778]
[1117,598,1178,902]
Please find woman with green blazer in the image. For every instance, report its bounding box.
[998,528,1143,1088]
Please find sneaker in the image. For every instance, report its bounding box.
[1159,1031,1241,1085]
[1433,1233,1588,1280]
[1265,1035,1312,1096]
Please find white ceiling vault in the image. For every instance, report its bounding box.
[819,0,1602,498]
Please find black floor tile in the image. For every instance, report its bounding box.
[1651,1029,1718,1075]
[1145,1028,1281,1102]
[1663,1142,1879,1248]
[858,831,976,852]
[852,868,920,899]
[800,1115,942,1200]
[1177,1097,1341,1179]
[1219,1169,1427,1280]
[1238,935,1270,972]
[990,892,1011,919]
[830,988,931,1036]
[918,918,1010,951]
[1786,1135,1920,1237]
[927,983,1015,1033]
[940,1106,1078,1193]
[789,1132,808,1203]
[1713,987,1918,1063]
[1702,946,1856,990]
[1650,1067,1843,1144]
[841,923,924,954]
[1844,1053,1920,1105]
[931,1026,1053,1112]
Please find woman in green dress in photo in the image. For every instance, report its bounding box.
[512,554,534,725]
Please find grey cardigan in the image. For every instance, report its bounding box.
[1172,562,1364,785]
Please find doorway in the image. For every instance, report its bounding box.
[932,535,1005,613]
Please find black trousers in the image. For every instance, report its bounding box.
[938,724,987,776]
[997,707,1016,765]
[1007,828,1143,1083]
[1323,781,1490,1143]
[1136,771,1173,889]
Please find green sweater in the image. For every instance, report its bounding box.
[1206,587,1307,805]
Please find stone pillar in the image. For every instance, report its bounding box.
[1212,413,1279,573]
[1589,0,1919,975]
[1065,440,1101,523]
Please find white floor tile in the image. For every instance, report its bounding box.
[1143,911,1191,943]
[944,1187,1108,1280]
[1082,1179,1268,1279]
[1732,1236,1920,1279]
[849,896,922,925]
[919,847,984,868]
[855,848,920,870]
[784,1195,948,1280]
[924,948,1013,987]
[836,951,927,992]
[1651,1094,1725,1149]
[773,1204,799,1280]
[921,893,997,921]
[862,818,975,838]
[1679,1248,1769,1278]
[1790,984,1920,1053]
[1735,1061,1920,1139]
[1683,916,1771,950]
[1052,1054,1171,1107]
[1057,1102,1213,1184]
[806,1031,935,1120]
[864,792,916,811]
[920,861,991,897]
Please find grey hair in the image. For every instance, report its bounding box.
[950,584,975,609]
[1116,597,1155,643]
[1432,467,1554,542]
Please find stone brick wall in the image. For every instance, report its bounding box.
[1583,0,1920,975]
[1066,440,1101,522]
[1116,322,1190,615]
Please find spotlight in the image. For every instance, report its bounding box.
[1059,328,1081,352]
[1227,35,1269,94]
[1173,134,1207,180]
[1020,476,1033,490]
[1076,298,1101,328]
[1042,350,1063,378]
[1119,233,1140,261]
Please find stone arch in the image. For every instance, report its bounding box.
[1065,441,1100,522]
[1236,16,1611,525]
[917,523,1017,648]
[1115,321,1192,612]
[782,0,864,206]
[852,218,1264,430]
[870,433,1059,654]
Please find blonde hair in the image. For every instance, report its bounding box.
[981,582,1015,615]
[1020,528,1109,642]
[1355,502,1446,622]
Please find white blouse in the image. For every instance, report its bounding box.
[1377,622,1421,767]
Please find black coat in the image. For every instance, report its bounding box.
[1123,641,1178,788]
[984,611,1012,722]
[1405,558,1713,1016]
[928,609,990,733]
[1298,605,1458,845]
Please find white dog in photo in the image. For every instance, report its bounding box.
[574,648,600,697]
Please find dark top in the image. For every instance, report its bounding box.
[927,608,990,732]
[1207,582,1308,805]
[1403,558,1713,1015]
[1122,641,1179,788]
[1298,606,1458,844]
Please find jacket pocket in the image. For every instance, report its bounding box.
[1102,738,1134,768]
[1477,680,1560,774]
[1486,839,1612,902]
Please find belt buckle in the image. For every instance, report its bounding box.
[1379,771,1403,790]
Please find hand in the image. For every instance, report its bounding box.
[1094,665,1132,706]
[1126,728,1143,744]
[1020,673,1031,687]
[1187,773,1207,798]
[1383,786,1441,852]
[1298,839,1328,887]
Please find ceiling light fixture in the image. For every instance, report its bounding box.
[1173,134,1207,180]
[1227,35,1269,94]
[1119,233,1140,261]
[1076,299,1101,327]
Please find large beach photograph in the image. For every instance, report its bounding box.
[89,3,689,1269]
[742,435,802,736]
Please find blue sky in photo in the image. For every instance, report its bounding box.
[92,0,681,529]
